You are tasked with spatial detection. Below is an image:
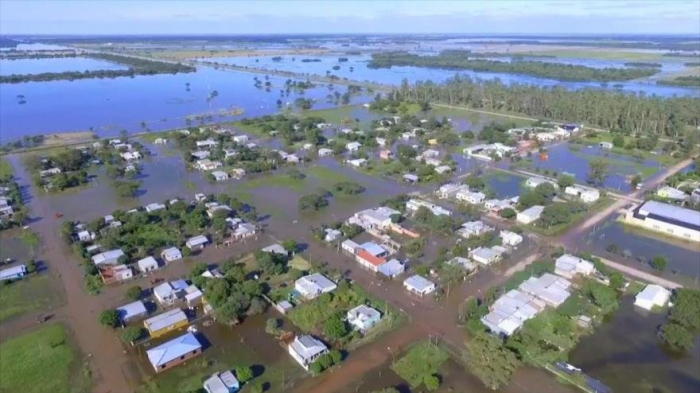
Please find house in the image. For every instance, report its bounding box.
[230,168,246,179]
[525,177,559,189]
[201,269,225,279]
[99,264,133,284]
[499,230,523,246]
[347,158,367,167]
[555,254,595,279]
[191,150,211,160]
[599,141,613,149]
[481,289,546,336]
[448,257,477,272]
[404,275,436,296]
[463,143,514,160]
[116,300,148,323]
[295,273,337,299]
[121,151,141,161]
[92,249,125,266]
[485,199,514,212]
[470,247,503,266]
[153,282,187,306]
[284,154,301,164]
[436,183,469,199]
[347,206,400,230]
[517,205,545,224]
[136,256,159,273]
[262,243,287,255]
[376,137,387,147]
[203,371,240,393]
[657,186,688,201]
[224,149,238,159]
[635,285,672,311]
[341,239,360,254]
[212,171,229,181]
[622,200,700,242]
[557,124,581,133]
[186,235,209,250]
[318,148,333,157]
[519,273,571,307]
[0,264,27,281]
[196,159,223,171]
[403,174,419,184]
[288,335,329,371]
[401,131,415,140]
[457,221,493,238]
[380,149,394,160]
[347,305,382,332]
[346,141,362,152]
[161,247,182,263]
[154,138,168,145]
[564,186,600,203]
[185,285,204,308]
[406,199,452,216]
[324,228,342,242]
[303,143,314,150]
[232,223,257,239]
[424,157,442,167]
[39,167,62,177]
[233,135,249,143]
[356,249,387,272]
[145,202,167,213]
[455,189,486,205]
[147,332,202,372]
[196,139,219,149]
[434,165,451,175]
[377,259,405,278]
[77,230,95,242]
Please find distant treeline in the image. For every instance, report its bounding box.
[684,62,700,67]
[663,52,700,58]
[398,75,700,138]
[368,51,659,82]
[657,76,700,88]
[0,53,195,84]
[457,39,700,52]
[301,58,322,63]
[444,50,556,59]
[0,51,79,60]
[624,62,662,68]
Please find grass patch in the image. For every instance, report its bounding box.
[391,340,450,388]
[239,173,306,192]
[0,158,13,179]
[19,230,42,251]
[231,120,273,138]
[289,255,313,271]
[531,49,665,61]
[527,197,615,236]
[305,165,351,183]
[0,324,89,393]
[300,105,363,124]
[0,275,59,321]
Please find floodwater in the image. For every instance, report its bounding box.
[0,65,371,141]
[341,355,577,393]
[210,54,699,98]
[569,295,700,393]
[484,172,526,199]
[580,216,700,279]
[497,143,663,192]
[0,57,128,76]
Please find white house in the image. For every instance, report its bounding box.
[455,189,486,205]
[657,186,688,201]
[347,305,381,332]
[525,177,559,189]
[635,285,672,311]
[137,256,159,273]
[161,247,182,263]
[517,205,545,224]
[145,202,167,213]
[499,230,523,246]
[191,150,211,160]
[203,371,240,393]
[233,135,249,143]
[347,158,367,167]
[77,230,95,242]
[434,165,452,175]
[121,151,141,161]
[318,148,333,157]
[470,247,503,266]
[564,186,600,203]
[40,167,62,177]
[295,273,337,300]
[457,221,493,238]
[622,201,700,243]
[211,171,229,181]
[481,289,546,336]
[599,141,613,149]
[196,139,219,149]
[554,254,595,279]
[405,199,452,217]
[154,138,168,145]
[377,259,405,278]
[116,300,148,323]
[186,235,209,250]
[288,335,329,371]
[92,249,125,266]
[519,273,571,307]
[448,257,477,272]
[346,141,362,152]
[403,275,436,296]
[195,159,223,171]
[347,206,400,230]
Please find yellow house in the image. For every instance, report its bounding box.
[144,308,189,338]
[428,139,438,145]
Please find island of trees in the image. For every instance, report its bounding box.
[657,76,700,88]
[0,50,80,60]
[0,53,195,84]
[367,51,660,82]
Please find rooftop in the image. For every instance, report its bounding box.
[145,308,188,332]
[116,300,147,321]
[637,200,700,231]
[147,332,201,368]
[404,275,435,292]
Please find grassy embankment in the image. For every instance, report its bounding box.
[0,275,59,321]
[391,340,450,389]
[0,324,91,393]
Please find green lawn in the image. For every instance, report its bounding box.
[391,340,450,388]
[0,274,60,322]
[0,324,90,393]
[0,158,13,179]
[305,165,352,184]
[238,173,306,192]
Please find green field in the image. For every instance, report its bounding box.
[0,274,61,322]
[391,340,450,388]
[0,158,13,179]
[531,49,667,61]
[0,324,90,393]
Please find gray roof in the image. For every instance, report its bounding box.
[289,335,327,361]
[147,332,201,368]
[186,235,208,247]
[203,371,240,393]
[116,300,147,321]
[144,308,188,332]
[639,201,700,230]
[378,259,405,277]
[404,275,435,292]
[0,264,27,280]
[91,249,125,265]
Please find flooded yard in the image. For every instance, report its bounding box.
[569,296,700,393]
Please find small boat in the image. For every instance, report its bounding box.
[187,325,198,333]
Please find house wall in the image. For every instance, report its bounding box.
[623,211,700,242]
[146,318,189,338]
[153,348,202,373]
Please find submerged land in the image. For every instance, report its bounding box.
[0,33,699,393]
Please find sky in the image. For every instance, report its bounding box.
[1,0,699,36]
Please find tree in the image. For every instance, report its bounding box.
[465,333,520,390]
[121,326,144,343]
[668,288,700,330]
[329,349,342,364]
[235,365,254,383]
[98,309,120,328]
[631,174,642,189]
[309,361,323,375]
[439,263,465,297]
[423,374,440,391]
[557,174,575,188]
[581,281,619,314]
[539,204,573,228]
[587,158,610,186]
[651,255,668,271]
[282,239,298,254]
[265,318,280,335]
[325,312,349,339]
[499,208,516,219]
[126,285,142,301]
[26,259,37,274]
[609,272,625,290]
[612,135,625,148]
[659,322,694,351]
[250,383,264,393]
[298,194,328,211]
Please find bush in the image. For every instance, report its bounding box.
[98,309,119,328]
[235,365,253,383]
[126,285,142,301]
[424,374,440,391]
[651,255,668,271]
[499,208,516,219]
[121,326,144,343]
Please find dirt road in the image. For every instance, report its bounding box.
[594,255,684,289]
